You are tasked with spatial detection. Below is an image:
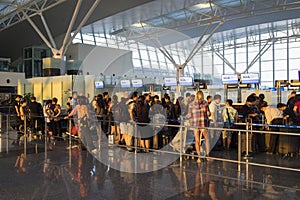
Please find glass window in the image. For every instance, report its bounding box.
[139,49,149,60]
[261,61,273,72]
[289,46,300,59]
[289,59,300,71]
[275,60,288,71]
[142,60,151,68]
[236,62,247,73]
[151,62,160,69]
[275,48,287,60]
[248,62,259,73]
[289,41,300,49]
[261,48,273,61]
[261,71,273,82]
[148,51,158,62]
[236,53,246,63]
[132,51,140,59]
[289,69,300,80]
[132,59,142,68]
[275,69,287,80]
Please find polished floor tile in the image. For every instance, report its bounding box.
[0,139,300,200]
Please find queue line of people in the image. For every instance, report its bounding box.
[10,90,300,161]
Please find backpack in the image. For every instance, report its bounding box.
[112,102,131,123]
[135,101,150,123]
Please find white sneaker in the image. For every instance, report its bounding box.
[91,149,98,155]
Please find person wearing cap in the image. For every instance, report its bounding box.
[277,103,297,125]
[260,101,283,154]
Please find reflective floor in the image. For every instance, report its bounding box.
[1,138,300,200]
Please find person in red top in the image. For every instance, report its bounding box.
[293,95,300,124]
[187,90,210,163]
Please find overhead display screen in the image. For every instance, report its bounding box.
[221,74,238,85]
[95,81,104,89]
[164,77,177,86]
[120,80,131,88]
[179,76,193,86]
[131,79,143,87]
[241,73,259,84]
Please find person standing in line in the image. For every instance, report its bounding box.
[70,91,78,108]
[187,91,210,163]
[28,96,44,134]
[125,92,138,151]
[135,95,151,152]
[11,95,22,130]
[209,94,222,150]
[207,95,212,105]
[260,102,283,154]
[293,95,300,125]
[209,94,222,127]
[102,92,110,134]
[222,99,238,150]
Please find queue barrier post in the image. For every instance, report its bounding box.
[6,114,9,154]
[44,115,48,160]
[134,122,137,154]
[24,115,27,158]
[238,130,241,172]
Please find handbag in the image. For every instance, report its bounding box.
[71,125,78,136]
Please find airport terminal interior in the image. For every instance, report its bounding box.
[1,0,300,199]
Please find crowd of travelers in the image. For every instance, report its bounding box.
[9,89,300,162]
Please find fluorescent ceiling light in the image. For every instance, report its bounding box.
[193,2,214,9]
[131,22,148,27]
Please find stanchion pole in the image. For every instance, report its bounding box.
[68,118,73,167]
[0,112,2,134]
[24,116,27,158]
[245,121,249,157]
[68,118,72,149]
[0,113,2,153]
[179,121,183,163]
[6,114,9,154]
[238,131,241,172]
[99,119,102,150]
[44,116,47,160]
[134,122,137,154]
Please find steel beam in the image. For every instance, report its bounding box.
[63,0,102,55]
[59,0,83,56]
[40,13,57,49]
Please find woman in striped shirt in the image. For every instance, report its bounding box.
[187,91,210,163]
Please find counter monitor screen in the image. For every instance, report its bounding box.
[241,73,259,84]
[95,81,104,89]
[179,76,193,86]
[164,77,177,86]
[221,74,238,85]
[131,79,143,87]
[120,80,131,88]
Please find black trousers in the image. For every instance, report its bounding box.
[269,118,283,154]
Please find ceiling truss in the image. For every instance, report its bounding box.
[0,0,66,32]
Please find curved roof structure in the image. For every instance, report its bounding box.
[0,0,300,60]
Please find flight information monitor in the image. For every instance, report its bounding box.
[120,80,131,88]
[131,79,143,87]
[179,76,193,86]
[241,73,259,84]
[95,81,104,89]
[221,74,238,85]
[164,77,177,86]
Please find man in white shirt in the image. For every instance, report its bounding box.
[209,94,222,150]
[260,101,283,154]
[209,94,222,127]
